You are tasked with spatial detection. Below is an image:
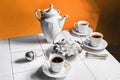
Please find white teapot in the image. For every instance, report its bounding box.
[34,4,68,43]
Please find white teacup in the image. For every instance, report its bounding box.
[49,54,65,73]
[75,20,89,33]
[88,32,103,47]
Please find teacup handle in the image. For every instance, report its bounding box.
[74,23,78,31]
[74,23,78,27]
[86,36,91,42]
[34,9,43,21]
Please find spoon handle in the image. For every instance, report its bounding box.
[86,52,108,57]
[86,56,107,60]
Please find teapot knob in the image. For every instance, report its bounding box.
[50,3,53,9]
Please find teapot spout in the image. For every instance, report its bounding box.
[58,14,68,29]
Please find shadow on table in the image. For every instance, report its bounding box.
[65,55,77,62]
[31,67,67,80]
[31,67,66,80]
[31,67,54,80]
[9,35,40,44]
[37,35,48,44]
[15,58,30,64]
[107,45,120,63]
[39,39,47,44]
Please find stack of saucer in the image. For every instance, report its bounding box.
[72,20,93,36]
[72,20,108,50]
[83,32,108,50]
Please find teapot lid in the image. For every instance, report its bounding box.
[44,4,59,16]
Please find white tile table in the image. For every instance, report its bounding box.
[12,50,45,74]
[9,35,42,53]
[0,30,120,80]
[0,40,13,80]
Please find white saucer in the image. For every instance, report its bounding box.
[42,61,71,78]
[83,39,108,50]
[71,26,93,36]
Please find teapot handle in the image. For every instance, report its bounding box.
[34,9,43,21]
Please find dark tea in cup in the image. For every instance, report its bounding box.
[91,34,102,38]
[52,57,63,63]
[80,23,88,26]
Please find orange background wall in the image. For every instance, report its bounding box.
[95,0,120,45]
[0,0,99,39]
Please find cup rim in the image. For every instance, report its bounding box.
[77,20,89,26]
[90,32,103,38]
[49,54,65,63]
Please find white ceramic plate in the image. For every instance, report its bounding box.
[42,61,71,78]
[83,39,108,50]
[72,26,93,36]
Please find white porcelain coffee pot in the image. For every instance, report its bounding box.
[34,4,68,43]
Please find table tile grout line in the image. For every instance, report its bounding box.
[8,39,15,80]
[36,32,96,80]
[9,35,43,54]
[55,31,95,80]
[10,49,43,54]
[9,34,44,54]
[9,36,47,79]
[78,35,97,80]
[78,56,97,80]
[36,35,56,80]
[36,34,47,54]
[36,35,50,60]
[61,31,97,80]
[62,30,96,80]
[13,68,41,75]
[61,30,70,40]
[36,32,70,60]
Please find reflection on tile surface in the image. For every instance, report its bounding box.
[10,35,42,53]
[12,50,45,73]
